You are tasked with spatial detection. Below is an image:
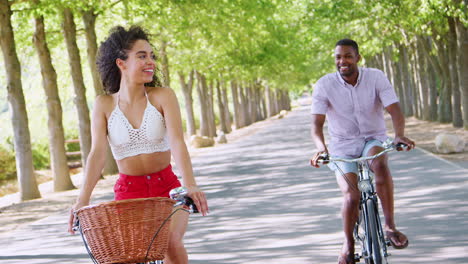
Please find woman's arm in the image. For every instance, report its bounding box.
[68,96,109,233]
[160,87,209,216]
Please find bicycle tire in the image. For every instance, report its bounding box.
[367,199,384,264]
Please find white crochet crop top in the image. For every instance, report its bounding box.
[107,92,170,160]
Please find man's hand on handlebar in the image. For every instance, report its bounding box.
[393,136,415,151]
[310,150,329,168]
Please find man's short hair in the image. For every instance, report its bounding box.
[335,39,359,55]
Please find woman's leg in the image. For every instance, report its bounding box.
[164,207,189,264]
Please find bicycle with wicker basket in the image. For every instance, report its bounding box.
[73,187,198,264]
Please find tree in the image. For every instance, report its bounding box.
[178,70,196,136]
[32,4,74,191]
[81,5,118,175]
[0,0,41,200]
[455,17,468,129]
[61,7,91,168]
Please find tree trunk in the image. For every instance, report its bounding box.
[216,79,229,134]
[398,44,414,116]
[448,17,463,127]
[178,70,196,136]
[417,36,439,121]
[33,15,75,191]
[195,71,209,137]
[425,34,452,123]
[388,46,406,115]
[82,10,103,96]
[159,40,170,88]
[62,8,92,167]
[428,62,439,121]
[383,48,406,115]
[255,81,264,121]
[260,83,267,119]
[0,0,41,200]
[435,41,453,124]
[265,84,275,117]
[455,17,468,129]
[418,35,449,122]
[239,83,251,126]
[379,52,389,76]
[285,90,291,110]
[373,54,383,70]
[207,79,216,137]
[408,42,421,118]
[273,88,279,115]
[220,78,232,133]
[230,80,242,129]
[82,9,118,175]
[248,82,257,123]
[414,39,430,120]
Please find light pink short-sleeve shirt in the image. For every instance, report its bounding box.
[311,67,399,157]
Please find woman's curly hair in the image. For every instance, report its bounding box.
[96,25,162,94]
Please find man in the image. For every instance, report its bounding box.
[309,39,415,264]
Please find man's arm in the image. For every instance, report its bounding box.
[310,114,328,167]
[385,102,415,150]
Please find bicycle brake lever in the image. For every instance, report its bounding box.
[317,153,330,164]
[72,218,80,232]
[185,196,199,214]
[395,143,408,151]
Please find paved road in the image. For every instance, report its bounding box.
[1,106,467,264]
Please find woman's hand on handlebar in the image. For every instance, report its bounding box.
[68,201,88,235]
[310,150,329,168]
[186,186,209,216]
[393,136,415,151]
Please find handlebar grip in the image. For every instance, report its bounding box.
[395,143,408,150]
[317,153,330,164]
[185,196,199,214]
[72,218,80,232]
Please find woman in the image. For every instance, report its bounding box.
[67,26,209,264]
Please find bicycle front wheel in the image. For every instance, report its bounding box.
[367,199,386,264]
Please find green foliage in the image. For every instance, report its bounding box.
[1,0,467,161]
[0,145,16,183]
[64,128,80,152]
[31,141,50,170]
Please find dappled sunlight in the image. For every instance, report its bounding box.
[185,107,468,263]
[0,107,467,263]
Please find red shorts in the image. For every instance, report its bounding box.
[114,165,182,201]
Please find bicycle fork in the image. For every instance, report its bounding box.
[355,164,390,263]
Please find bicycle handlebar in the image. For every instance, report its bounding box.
[169,187,199,213]
[318,142,407,164]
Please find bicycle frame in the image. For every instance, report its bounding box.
[355,159,389,264]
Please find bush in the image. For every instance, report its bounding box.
[31,141,50,170]
[0,145,16,182]
[0,139,51,184]
[65,129,80,152]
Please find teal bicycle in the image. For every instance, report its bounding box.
[319,141,406,264]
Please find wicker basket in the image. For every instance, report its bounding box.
[76,197,176,264]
